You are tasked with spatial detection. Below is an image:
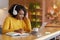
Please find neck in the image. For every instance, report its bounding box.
[16,16,23,20]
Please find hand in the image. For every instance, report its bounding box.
[14,29,24,34]
[25,12,28,18]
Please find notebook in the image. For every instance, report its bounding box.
[6,32,29,37]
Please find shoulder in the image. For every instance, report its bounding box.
[5,16,13,21]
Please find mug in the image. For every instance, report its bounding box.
[33,28,39,32]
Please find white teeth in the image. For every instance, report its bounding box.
[19,15,24,17]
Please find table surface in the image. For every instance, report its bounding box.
[0,27,60,40]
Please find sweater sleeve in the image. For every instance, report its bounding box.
[2,17,10,34]
[23,18,32,32]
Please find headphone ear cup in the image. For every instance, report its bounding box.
[13,10,17,15]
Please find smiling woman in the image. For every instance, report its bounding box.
[2,4,32,34]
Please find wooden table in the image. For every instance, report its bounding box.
[0,34,38,40]
[0,31,47,40]
[0,27,60,40]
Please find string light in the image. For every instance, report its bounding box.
[53,0,57,9]
[53,4,57,9]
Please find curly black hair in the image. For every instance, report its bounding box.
[8,4,27,18]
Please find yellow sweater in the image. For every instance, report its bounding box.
[2,16,31,34]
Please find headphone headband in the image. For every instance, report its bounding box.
[13,5,17,15]
[13,5,17,10]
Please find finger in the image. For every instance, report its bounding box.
[26,12,28,18]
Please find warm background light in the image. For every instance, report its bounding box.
[53,4,57,9]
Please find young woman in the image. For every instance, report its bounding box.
[2,4,32,34]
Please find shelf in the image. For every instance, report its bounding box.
[30,15,42,17]
[30,14,42,16]
[30,11,42,16]
[34,9,42,11]
[31,20,42,22]
[28,3,43,28]
[31,22,42,28]
[31,16,42,20]
[28,8,42,10]
[31,18,42,22]
[46,23,60,27]
[34,8,42,10]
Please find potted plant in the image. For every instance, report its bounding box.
[29,2,41,31]
[29,2,40,11]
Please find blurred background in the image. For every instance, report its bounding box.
[0,0,60,28]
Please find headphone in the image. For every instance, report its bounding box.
[13,5,17,15]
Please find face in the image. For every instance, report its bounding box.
[17,10,24,20]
